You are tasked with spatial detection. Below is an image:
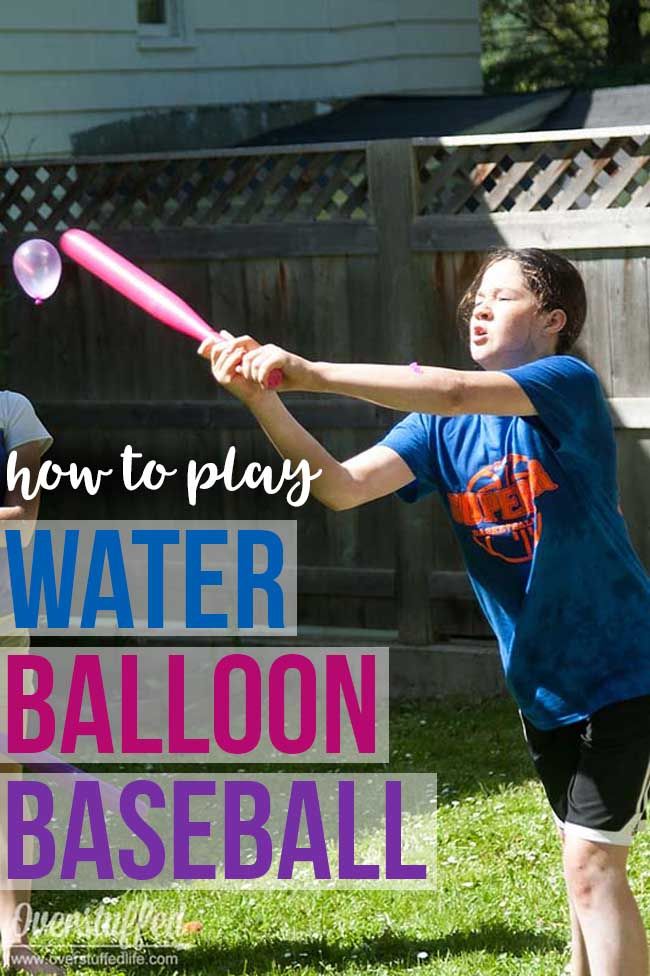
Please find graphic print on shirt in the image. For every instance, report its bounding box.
[447,453,559,563]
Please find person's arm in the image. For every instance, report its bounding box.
[204,335,537,417]
[0,442,42,522]
[0,441,42,546]
[250,393,414,510]
[308,361,535,416]
[199,336,415,510]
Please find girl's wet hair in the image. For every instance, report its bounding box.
[457,248,587,355]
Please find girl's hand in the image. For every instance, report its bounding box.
[198,332,311,398]
[238,341,310,391]
[198,331,267,405]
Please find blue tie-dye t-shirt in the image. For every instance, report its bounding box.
[379,354,650,730]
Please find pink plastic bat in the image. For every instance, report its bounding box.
[59,229,283,389]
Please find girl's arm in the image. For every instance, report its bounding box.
[208,335,537,417]
[199,337,415,511]
[250,393,414,510]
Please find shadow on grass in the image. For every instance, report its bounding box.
[388,698,537,806]
[31,889,106,916]
[27,698,539,827]
[175,923,566,974]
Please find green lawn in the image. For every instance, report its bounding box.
[22,698,650,975]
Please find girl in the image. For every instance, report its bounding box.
[200,249,650,976]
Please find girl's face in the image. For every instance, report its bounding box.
[470,258,561,370]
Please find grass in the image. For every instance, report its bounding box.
[20,697,650,974]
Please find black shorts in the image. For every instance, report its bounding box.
[521,694,650,845]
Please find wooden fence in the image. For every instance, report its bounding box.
[1,126,650,645]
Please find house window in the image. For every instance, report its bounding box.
[137,0,193,47]
[138,1,167,24]
[137,0,181,37]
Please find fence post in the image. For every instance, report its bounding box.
[367,139,436,646]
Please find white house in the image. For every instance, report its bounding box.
[0,0,482,158]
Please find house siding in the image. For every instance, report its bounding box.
[0,0,482,157]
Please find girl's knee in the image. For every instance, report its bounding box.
[563,836,629,910]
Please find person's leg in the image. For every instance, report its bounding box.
[0,762,30,951]
[559,694,650,976]
[567,897,591,976]
[0,631,63,974]
[562,835,647,976]
[556,826,590,976]
[519,712,590,973]
[0,763,62,974]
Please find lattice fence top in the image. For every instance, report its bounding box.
[0,149,370,237]
[5,128,650,243]
[417,133,650,216]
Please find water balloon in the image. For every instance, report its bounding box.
[12,239,62,304]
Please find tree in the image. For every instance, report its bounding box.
[607,0,642,65]
[481,0,650,92]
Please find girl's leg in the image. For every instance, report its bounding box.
[519,713,588,972]
[556,826,590,976]
[563,835,648,976]
[567,897,591,976]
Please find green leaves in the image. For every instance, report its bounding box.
[481,0,650,92]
